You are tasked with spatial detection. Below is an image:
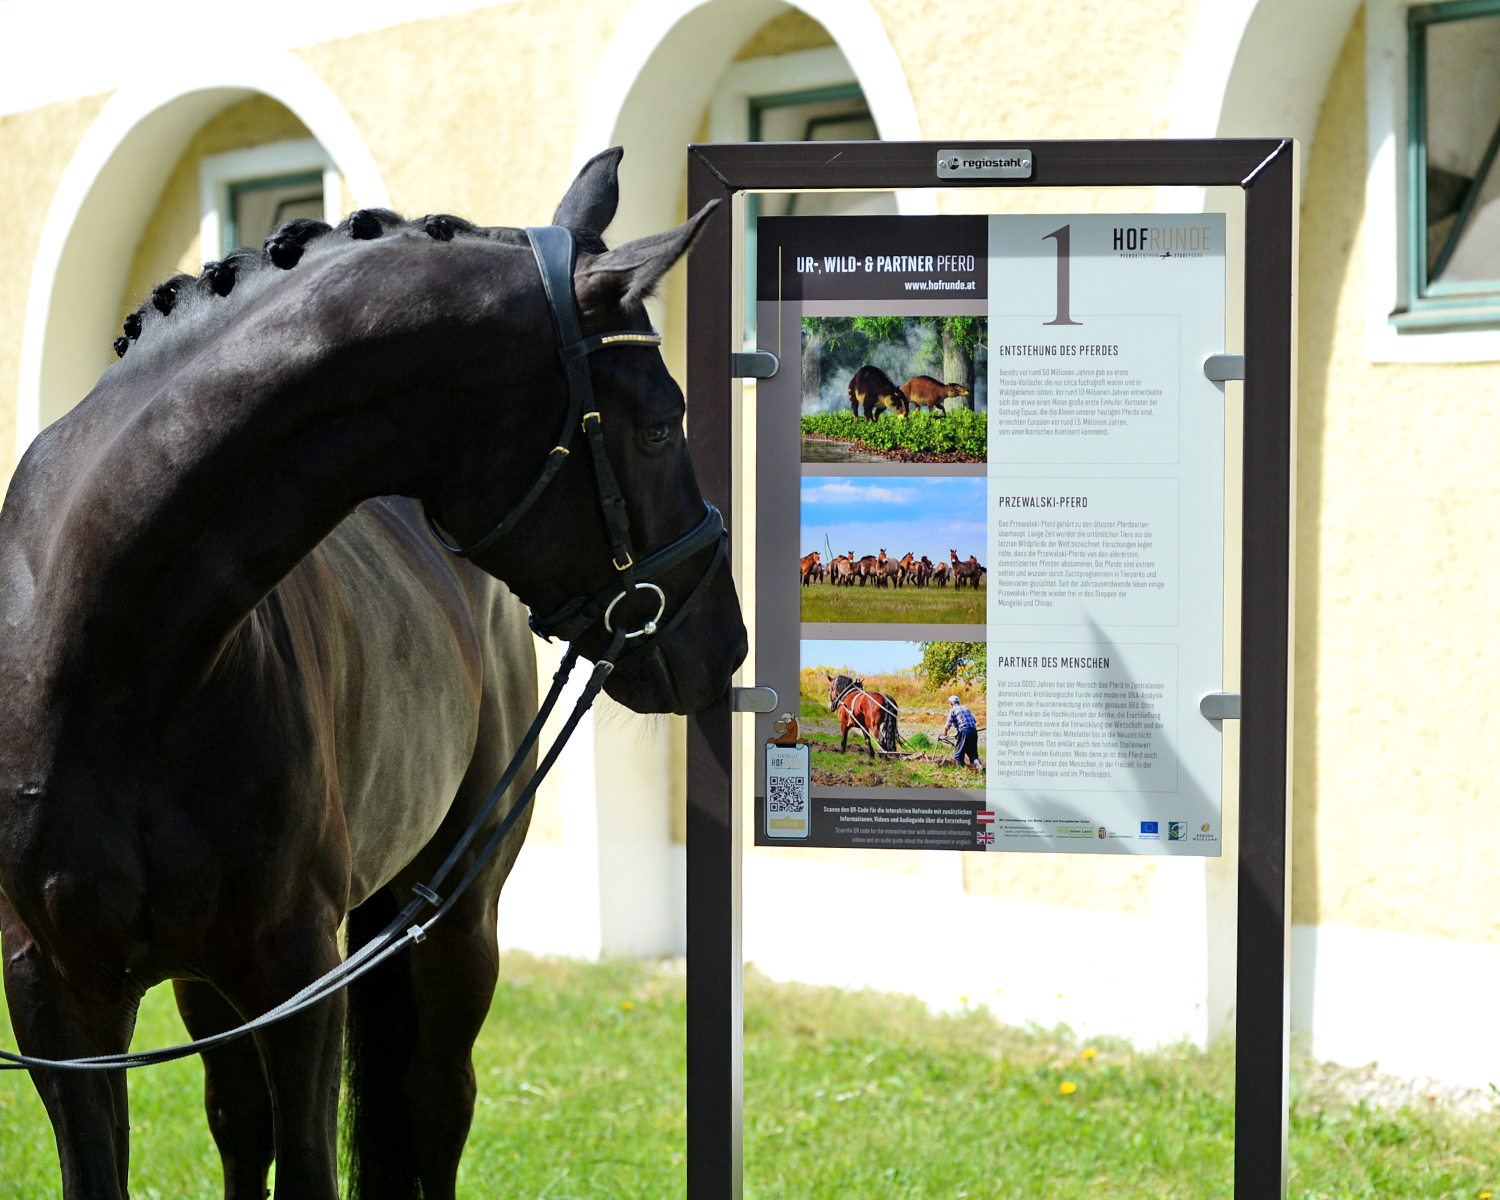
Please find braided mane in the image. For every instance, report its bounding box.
[110,209,610,365]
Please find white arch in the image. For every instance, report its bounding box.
[571,0,933,250]
[17,49,389,455]
[1163,0,1360,208]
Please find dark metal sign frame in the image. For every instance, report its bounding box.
[684,138,1296,1200]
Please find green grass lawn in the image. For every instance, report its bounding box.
[1,953,1496,1198]
[802,581,986,624]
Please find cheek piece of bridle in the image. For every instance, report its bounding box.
[0,226,729,1075]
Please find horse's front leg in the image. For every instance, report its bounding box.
[174,980,274,1200]
[839,716,850,753]
[219,910,345,1200]
[0,894,137,1200]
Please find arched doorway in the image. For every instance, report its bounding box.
[18,50,386,453]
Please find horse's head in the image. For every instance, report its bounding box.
[434,149,745,715]
[828,673,853,711]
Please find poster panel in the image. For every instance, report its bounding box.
[754,212,1226,856]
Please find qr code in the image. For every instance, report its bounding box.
[767,774,806,813]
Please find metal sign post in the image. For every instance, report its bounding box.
[684,138,1296,1200]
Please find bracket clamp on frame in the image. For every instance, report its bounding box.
[1203,354,1244,381]
[730,351,779,379]
[732,685,779,713]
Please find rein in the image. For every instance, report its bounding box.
[2,225,726,1074]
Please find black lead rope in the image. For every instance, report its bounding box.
[3,225,727,1073]
[0,635,619,1072]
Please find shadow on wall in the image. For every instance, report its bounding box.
[1291,7,1368,931]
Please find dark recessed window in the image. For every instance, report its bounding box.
[1400,1,1500,329]
[744,83,891,345]
[226,171,325,255]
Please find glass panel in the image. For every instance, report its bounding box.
[1425,13,1500,285]
[742,188,1244,1196]
[744,88,891,345]
[755,95,890,219]
[228,172,325,255]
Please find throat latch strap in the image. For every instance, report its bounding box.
[422,226,661,561]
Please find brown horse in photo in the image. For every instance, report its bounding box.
[951,549,984,590]
[848,365,908,422]
[801,551,821,586]
[895,551,916,587]
[951,551,986,589]
[827,674,899,757]
[900,375,971,415]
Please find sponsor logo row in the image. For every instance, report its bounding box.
[974,811,1215,845]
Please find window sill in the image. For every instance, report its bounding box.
[1389,300,1500,332]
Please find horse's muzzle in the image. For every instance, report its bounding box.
[603,592,746,715]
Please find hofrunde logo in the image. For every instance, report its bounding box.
[1112,225,1214,256]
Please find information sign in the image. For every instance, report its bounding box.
[753,212,1227,856]
[684,137,1297,1200]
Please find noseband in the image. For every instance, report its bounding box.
[2,225,730,1077]
[424,224,727,666]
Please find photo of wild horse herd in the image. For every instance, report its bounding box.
[801,548,986,590]
[799,641,986,788]
[800,476,988,624]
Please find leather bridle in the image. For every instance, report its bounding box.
[424,224,727,665]
[3,224,729,1075]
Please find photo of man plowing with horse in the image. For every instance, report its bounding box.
[800,316,986,464]
[801,641,985,788]
[801,476,987,624]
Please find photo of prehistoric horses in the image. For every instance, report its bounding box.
[800,640,986,787]
[800,316,987,464]
[801,476,987,624]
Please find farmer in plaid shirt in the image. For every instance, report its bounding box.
[943,695,979,768]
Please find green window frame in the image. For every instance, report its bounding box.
[223,170,325,257]
[1399,0,1500,330]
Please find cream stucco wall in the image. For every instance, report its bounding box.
[877,0,1199,144]
[1295,9,1500,944]
[294,1,629,228]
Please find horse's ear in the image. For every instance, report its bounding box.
[553,147,624,236]
[574,200,719,317]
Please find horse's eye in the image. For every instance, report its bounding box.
[642,423,674,448]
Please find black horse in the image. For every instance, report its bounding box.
[0,148,744,1200]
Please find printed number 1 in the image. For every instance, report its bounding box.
[1044,225,1082,326]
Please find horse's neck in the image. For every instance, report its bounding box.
[6,299,469,710]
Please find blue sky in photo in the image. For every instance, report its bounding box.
[800,475,987,566]
[801,639,925,675]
